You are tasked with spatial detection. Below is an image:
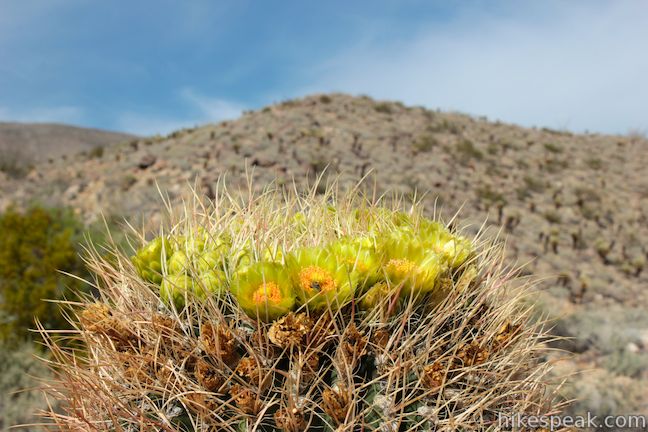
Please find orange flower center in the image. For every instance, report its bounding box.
[252,282,282,305]
[385,259,416,279]
[299,266,336,294]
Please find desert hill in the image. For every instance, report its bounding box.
[0,122,135,164]
[1,93,647,416]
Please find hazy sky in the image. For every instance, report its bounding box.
[1,0,646,135]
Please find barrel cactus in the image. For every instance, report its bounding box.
[42,183,558,431]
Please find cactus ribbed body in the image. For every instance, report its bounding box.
[42,183,557,431]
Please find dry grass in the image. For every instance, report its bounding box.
[37,178,563,431]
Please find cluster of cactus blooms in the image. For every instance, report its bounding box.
[132,209,472,320]
[42,184,558,431]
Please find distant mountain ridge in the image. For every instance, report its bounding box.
[0,122,136,162]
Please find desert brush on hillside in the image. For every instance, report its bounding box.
[40,180,561,431]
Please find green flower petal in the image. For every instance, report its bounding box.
[231,262,295,322]
[380,229,446,298]
[288,247,358,311]
[328,237,380,289]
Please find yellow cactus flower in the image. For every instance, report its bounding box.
[328,237,380,289]
[380,229,446,298]
[415,217,474,268]
[360,281,394,310]
[132,236,171,284]
[231,262,296,322]
[288,247,358,311]
[439,235,473,268]
[231,244,283,277]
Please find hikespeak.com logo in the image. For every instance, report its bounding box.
[498,412,647,430]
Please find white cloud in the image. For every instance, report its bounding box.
[116,89,245,136]
[303,1,648,134]
[0,105,84,124]
[180,88,245,123]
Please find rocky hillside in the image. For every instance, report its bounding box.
[1,94,647,418]
[0,122,135,164]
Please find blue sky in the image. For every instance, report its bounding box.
[1,0,647,136]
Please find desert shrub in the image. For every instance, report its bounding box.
[544,157,569,173]
[374,102,393,114]
[0,145,34,179]
[428,119,461,135]
[603,349,648,378]
[523,175,546,193]
[41,181,558,431]
[543,142,563,154]
[544,210,562,224]
[0,206,89,344]
[88,145,104,159]
[476,184,507,207]
[585,157,604,170]
[541,127,570,136]
[412,134,438,153]
[454,139,484,164]
[561,368,646,423]
[574,187,601,204]
[0,340,52,429]
[517,175,546,200]
[486,142,500,155]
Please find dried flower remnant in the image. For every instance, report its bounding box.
[322,385,352,426]
[268,312,313,348]
[199,322,238,365]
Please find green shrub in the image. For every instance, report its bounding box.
[544,210,562,224]
[88,146,104,159]
[374,102,393,114]
[604,349,648,378]
[455,139,484,164]
[476,185,507,207]
[0,206,89,344]
[0,145,34,179]
[413,134,438,153]
[543,142,563,154]
[374,103,392,114]
[585,157,604,170]
[0,340,52,429]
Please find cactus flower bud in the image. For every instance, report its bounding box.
[194,269,228,300]
[160,273,193,308]
[196,249,226,273]
[132,236,171,284]
[168,250,190,274]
